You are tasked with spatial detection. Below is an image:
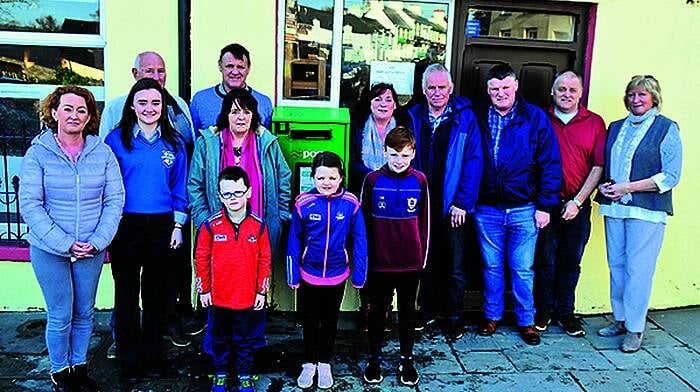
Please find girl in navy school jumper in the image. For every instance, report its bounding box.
[287,152,367,390]
[105,78,187,380]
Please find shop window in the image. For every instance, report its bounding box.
[467,8,575,42]
[278,0,454,108]
[0,0,105,253]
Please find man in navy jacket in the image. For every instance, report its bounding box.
[408,64,483,341]
[474,64,561,346]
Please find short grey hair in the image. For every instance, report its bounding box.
[133,51,163,70]
[551,70,583,91]
[422,63,453,89]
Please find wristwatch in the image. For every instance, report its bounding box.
[572,198,583,209]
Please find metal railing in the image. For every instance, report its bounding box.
[0,130,33,247]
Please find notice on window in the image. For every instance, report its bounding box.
[369,61,415,96]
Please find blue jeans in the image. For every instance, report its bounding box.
[30,246,105,373]
[534,203,592,317]
[475,204,538,326]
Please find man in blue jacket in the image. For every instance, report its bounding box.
[408,64,483,341]
[474,64,562,346]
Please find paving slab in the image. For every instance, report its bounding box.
[649,308,700,352]
[420,372,582,392]
[0,313,47,355]
[450,332,500,351]
[598,347,665,370]
[646,346,700,389]
[504,348,613,372]
[573,369,694,391]
[452,351,517,373]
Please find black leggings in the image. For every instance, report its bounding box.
[297,281,345,363]
[367,271,419,358]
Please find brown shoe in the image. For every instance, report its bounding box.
[477,319,499,336]
[519,325,541,345]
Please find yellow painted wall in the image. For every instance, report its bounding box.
[190,2,277,99]
[2,0,697,312]
[103,0,182,99]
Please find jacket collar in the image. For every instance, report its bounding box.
[33,129,102,158]
[546,103,592,125]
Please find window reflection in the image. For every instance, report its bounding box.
[340,1,450,107]
[0,0,99,34]
[0,45,104,86]
[283,0,334,100]
[467,8,575,42]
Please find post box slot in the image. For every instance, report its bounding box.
[290,129,332,140]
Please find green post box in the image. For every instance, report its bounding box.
[271,106,359,311]
[272,106,351,199]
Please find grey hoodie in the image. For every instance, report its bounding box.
[19,130,125,257]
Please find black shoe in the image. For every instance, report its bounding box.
[72,364,99,392]
[51,368,73,392]
[534,312,552,332]
[163,328,191,347]
[444,321,464,341]
[414,312,436,331]
[363,358,383,384]
[398,357,419,386]
[181,317,207,336]
[558,314,586,337]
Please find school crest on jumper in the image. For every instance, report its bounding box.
[161,149,175,168]
[377,196,386,210]
[407,197,417,213]
[335,211,345,220]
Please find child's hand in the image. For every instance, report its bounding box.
[199,293,212,307]
[254,293,266,310]
[170,228,183,249]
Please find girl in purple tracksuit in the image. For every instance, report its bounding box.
[287,151,367,390]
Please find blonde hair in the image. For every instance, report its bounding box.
[625,75,662,111]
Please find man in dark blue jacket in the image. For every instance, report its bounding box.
[408,64,483,341]
[474,64,561,346]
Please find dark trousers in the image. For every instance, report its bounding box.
[210,305,257,375]
[298,281,345,363]
[367,271,419,358]
[534,203,592,318]
[418,214,470,321]
[110,213,172,367]
[168,220,193,319]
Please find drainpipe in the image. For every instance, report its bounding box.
[178,0,191,102]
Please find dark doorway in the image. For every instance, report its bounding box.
[452,0,593,109]
[450,0,595,312]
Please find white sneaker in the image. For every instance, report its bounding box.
[296,362,316,389]
[317,362,334,389]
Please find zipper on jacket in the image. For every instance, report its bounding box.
[75,173,81,242]
[322,198,330,277]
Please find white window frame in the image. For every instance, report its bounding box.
[0,0,106,102]
[276,0,454,108]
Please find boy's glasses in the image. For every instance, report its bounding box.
[219,188,249,199]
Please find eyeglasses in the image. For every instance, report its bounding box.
[219,188,249,199]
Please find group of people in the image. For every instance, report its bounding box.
[18,40,681,392]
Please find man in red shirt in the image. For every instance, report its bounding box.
[534,71,606,337]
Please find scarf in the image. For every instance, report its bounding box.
[609,107,659,204]
[361,116,395,171]
[220,128,264,216]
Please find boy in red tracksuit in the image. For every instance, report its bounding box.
[195,166,271,392]
[360,127,430,386]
